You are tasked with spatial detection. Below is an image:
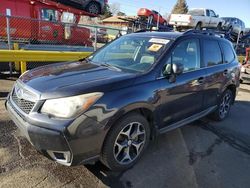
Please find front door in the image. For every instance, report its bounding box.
[159,38,205,127]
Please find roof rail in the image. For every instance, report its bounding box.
[183,29,225,38]
[134,26,174,33]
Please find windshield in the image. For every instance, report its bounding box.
[89,36,171,73]
[188,9,204,16]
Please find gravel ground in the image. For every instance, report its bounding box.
[0,75,250,188]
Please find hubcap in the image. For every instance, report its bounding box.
[89,4,99,14]
[113,122,146,165]
[219,92,231,119]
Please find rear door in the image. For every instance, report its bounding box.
[159,38,206,126]
[202,39,229,109]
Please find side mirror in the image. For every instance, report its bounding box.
[216,14,219,18]
[172,63,184,75]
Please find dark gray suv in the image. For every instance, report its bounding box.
[56,0,107,15]
[222,17,245,39]
[6,30,240,171]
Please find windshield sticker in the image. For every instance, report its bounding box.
[148,44,163,52]
[149,38,170,44]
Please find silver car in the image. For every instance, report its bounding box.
[222,17,245,38]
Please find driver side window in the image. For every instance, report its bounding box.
[164,39,201,74]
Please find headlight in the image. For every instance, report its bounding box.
[41,92,103,118]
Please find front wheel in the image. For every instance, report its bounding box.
[101,113,150,171]
[210,89,233,121]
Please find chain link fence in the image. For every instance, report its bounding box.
[0,14,127,73]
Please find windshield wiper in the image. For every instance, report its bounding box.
[100,63,122,71]
[79,57,91,63]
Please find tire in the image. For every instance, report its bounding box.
[85,2,101,15]
[210,89,233,121]
[101,113,151,171]
[195,22,202,30]
[217,23,222,30]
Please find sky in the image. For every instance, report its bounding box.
[108,0,250,28]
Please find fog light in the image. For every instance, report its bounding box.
[47,150,71,166]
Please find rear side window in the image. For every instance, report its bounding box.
[203,40,222,67]
[220,42,235,63]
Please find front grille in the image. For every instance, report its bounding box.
[11,89,35,114]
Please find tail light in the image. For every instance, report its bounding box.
[188,16,192,22]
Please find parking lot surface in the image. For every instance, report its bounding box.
[0,76,250,188]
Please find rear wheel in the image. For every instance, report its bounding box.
[195,22,202,30]
[210,89,233,121]
[101,113,150,171]
[86,2,101,15]
[217,23,222,30]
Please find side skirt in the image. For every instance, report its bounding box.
[158,106,217,134]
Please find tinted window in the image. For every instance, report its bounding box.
[220,42,235,63]
[165,39,200,73]
[206,10,210,16]
[209,10,216,17]
[203,40,222,67]
[41,9,58,21]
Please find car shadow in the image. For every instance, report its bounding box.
[84,123,204,188]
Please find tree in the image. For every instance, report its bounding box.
[101,4,113,19]
[171,0,188,14]
[117,11,126,16]
[110,3,121,15]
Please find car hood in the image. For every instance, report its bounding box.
[19,61,137,99]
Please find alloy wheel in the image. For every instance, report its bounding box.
[219,92,232,119]
[113,122,146,165]
[88,4,99,15]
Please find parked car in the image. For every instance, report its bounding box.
[169,8,224,30]
[236,34,250,56]
[221,17,245,38]
[90,28,109,43]
[6,30,240,171]
[55,0,107,15]
[240,47,250,83]
[137,8,167,25]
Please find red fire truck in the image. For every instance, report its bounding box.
[0,0,95,46]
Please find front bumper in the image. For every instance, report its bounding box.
[6,98,107,166]
[240,72,250,81]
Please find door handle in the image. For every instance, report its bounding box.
[223,69,228,76]
[197,77,205,84]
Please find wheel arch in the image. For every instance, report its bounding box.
[226,84,237,104]
[104,103,158,141]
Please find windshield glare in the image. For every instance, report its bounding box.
[89,36,170,73]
